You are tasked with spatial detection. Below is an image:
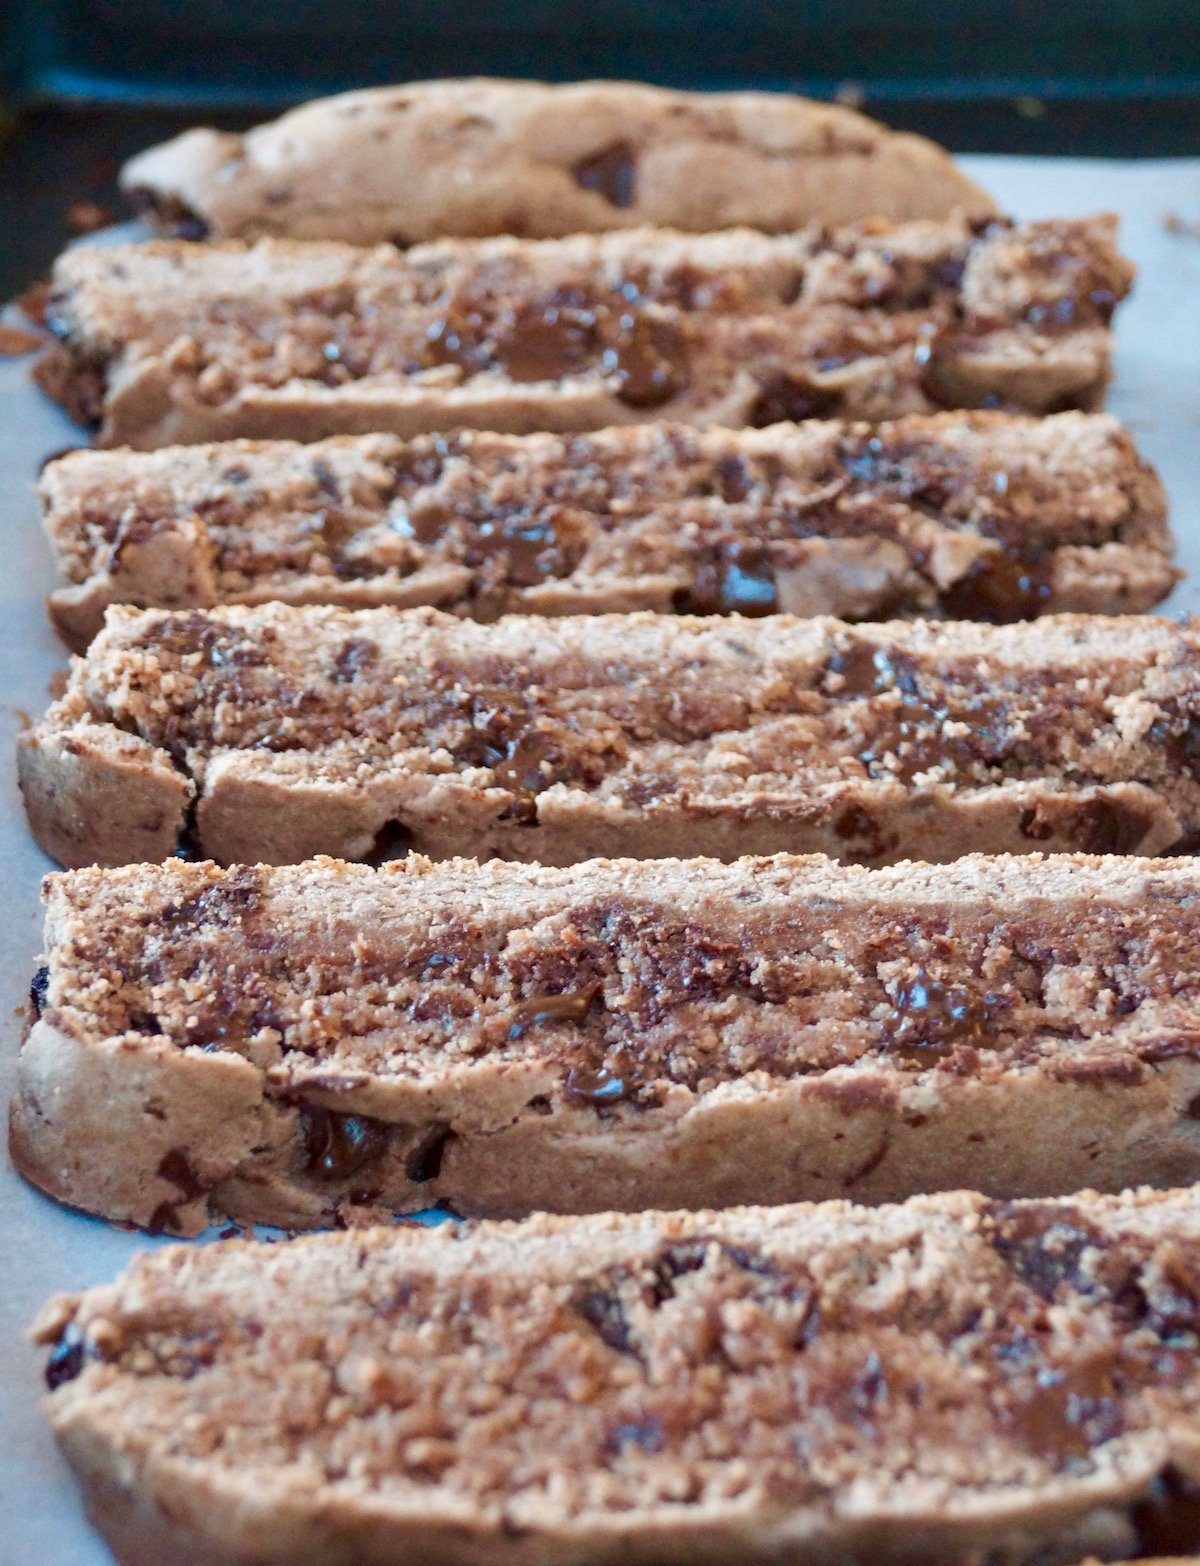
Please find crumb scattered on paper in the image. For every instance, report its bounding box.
[16,280,51,325]
[0,325,44,357]
[1164,211,1200,239]
[65,201,114,236]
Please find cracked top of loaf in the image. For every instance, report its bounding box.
[119,77,998,243]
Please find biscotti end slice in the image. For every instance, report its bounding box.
[35,216,1131,449]
[12,853,1200,1234]
[32,1189,1200,1566]
[18,607,1200,872]
[36,411,1176,651]
[119,78,998,245]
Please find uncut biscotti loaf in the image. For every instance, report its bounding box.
[34,216,1131,449]
[31,1188,1200,1566]
[37,411,1174,651]
[119,78,997,245]
[13,852,1200,1233]
[18,607,1200,870]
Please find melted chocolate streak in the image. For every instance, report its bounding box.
[116,831,1194,1134]
[144,598,1200,854]
[387,429,1066,620]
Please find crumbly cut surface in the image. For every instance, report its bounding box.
[19,607,1200,871]
[32,1189,1200,1566]
[12,853,1200,1232]
[119,77,997,245]
[38,411,1175,651]
[34,217,1130,449]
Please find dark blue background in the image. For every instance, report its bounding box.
[5,0,1200,111]
[2,1,1198,301]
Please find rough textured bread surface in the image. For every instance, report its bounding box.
[12,852,1200,1233]
[119,77,998,244]
[19,607,1200,871]
[34,216,1130,449]
[38,411,1174,651]
[32,1188,1200,1566]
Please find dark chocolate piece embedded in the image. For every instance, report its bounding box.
[603,312,690,407]
[942,555,1055,622]
[572,143,637,208]
[44,1324,87,1390]
[332,637,380,682]
[675,545,777,617]
[509,983,601,1041]
[29,965,49,1020]
[300,1104,389,1182]
[822,641,883,698]
[1132,1468,1200,1556]
[565,1050,640,1110]
[499,293,598,383]
[156,1149,208,1200]
[986,1202,1099,1301]
[424,311,492,376]
[749,373,842,426]
[882,967,987,1064]
[831,803,899,862]
[576,1283,634,1354]
[1003,1352,1123,1463]
[1068,797,1152,856]
[492,730,561,821]
[465,512,577,588]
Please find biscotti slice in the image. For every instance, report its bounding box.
[14,852,1200,1232]
[19,606,1200,870]
[34,216,1131,448]
[120,77,997,245]
[32,1188,1200,1566]
[38,410,1175,652]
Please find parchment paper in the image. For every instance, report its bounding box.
[1,156,1198,1565]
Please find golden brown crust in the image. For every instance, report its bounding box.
[36,218,1131,449]
[38,412,1175,650]
[118,78,998,244]
[19,607,1200,871]
[12,852,1200,1233]
[32,1188,1200,1565]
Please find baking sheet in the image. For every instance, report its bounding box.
[1,155,1199,1564]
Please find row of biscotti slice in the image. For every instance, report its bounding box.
[13,852,1200,1233]
[34,216,1131,449]
[20,607,1200,871]
[32,1187,1200,1566]
[38,411,1175,650]
[121,78,998,244]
